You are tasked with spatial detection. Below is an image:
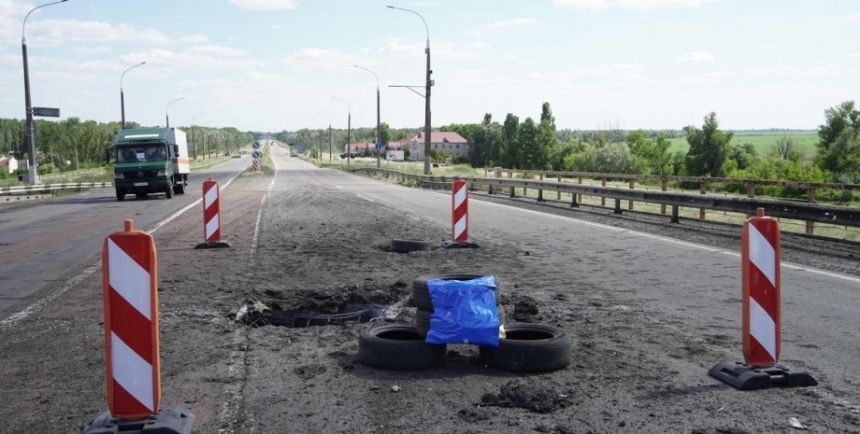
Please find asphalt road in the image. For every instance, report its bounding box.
[0,156,251,316]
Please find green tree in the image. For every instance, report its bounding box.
[518,117,539,169]
[684,112,733,177]
[626,130,672,175]
[815,101,860,182]
[501,113,520,168]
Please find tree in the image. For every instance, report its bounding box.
[518,117,539,169]
[540,102,555,129]
[815,101,860,182]
[501,113,520,168]
[775,134,798,161]
[684,112,733,177]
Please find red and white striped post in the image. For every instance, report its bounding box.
[84,219,194,433]
[708,207,816,390]
[101,219,161,419]
[196,177,230,249]
[452,178,469,243]
[742,207,781,367]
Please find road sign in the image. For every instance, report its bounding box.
[252,142,260,149]
[375,143,382,151]
[252,151,261,159]
[32,107,60,117]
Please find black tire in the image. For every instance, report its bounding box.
[165,182,174,198]
[115,189,125,201]
[416,307,505,338]
[175,182,186,194]
[358,324,446,370]
[479,323,571,372]
[412,274,497,310]
[391,239,432,253]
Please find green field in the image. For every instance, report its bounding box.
[667,130,819,157]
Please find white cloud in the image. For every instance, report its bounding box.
[121,47,263,70]
[489,18,537,28]
[282,48,369,71]
[26,19,169,47]
[504,54,519,61]
[468,29,483,37]
[181,34,210,43]
[228,0,297,11]
[552,0,720,10]
[377,38,489,60]
[74,46,113,55]
[850,12,860,20]
[271,24,283,30]
[188,45,244,57]
[677,51,715,63]
[747,65,842,77]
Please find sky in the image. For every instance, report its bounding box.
[0,0,858,133]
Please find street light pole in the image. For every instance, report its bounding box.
[22,0,69,185]
[120,61,146,129]
[192,112,206,160]
[332,97,351,165]
[387,5,432,175]
[165,97,184,128]
[354,64,382,169]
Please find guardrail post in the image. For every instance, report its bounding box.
[661,177,668,214]
[557,174,561,200]
[614,198,622,214]
[537,173,544,202]
[671,205,680,223]
[747,183,755,198]
[699,181,707,221]
[507,170,513,196]
[578,176,583,204]
[601,178,607,206]
[628,180,635,210]
[488,184,494,195]
[510,181,516,198]
[571,191,578,207]
[523,172,528,196]
[806,187,816,235]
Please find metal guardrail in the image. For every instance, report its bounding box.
[0,182,114,196]
[352,168,860,229]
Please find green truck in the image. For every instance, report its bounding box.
[113,127,190,201]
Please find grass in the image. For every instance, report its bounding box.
[667,131,819,158]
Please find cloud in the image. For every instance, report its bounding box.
[74,46,113,55]
[850,12,860,20]
[747,65,842,77]
[504,54,519,61]
[378,38,489,60]
[25,19,169,47]
[188,45,244,57]
[181,33,210,43]
[468,29,483,37]
[282,48,370,71]
[489,18,537,28]
[228,0,297,10]
[121,47,263,71]
[552,0,719,10]
[677,51,715,63]
[271,24,283,30]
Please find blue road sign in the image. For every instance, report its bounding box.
[375,142,382,151]
[252,151,261,159]
[252,142,260,149]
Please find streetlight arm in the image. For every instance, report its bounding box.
[23,0,69,42]
[386,5,428,46]
[332,96,350,114]
[121,61,146,90]
[354,64,379,89]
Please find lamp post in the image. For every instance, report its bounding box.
[120,61,146,129]
[387,5,432,175]
[22,0,69,185]
[165,97,184,128]
[192,112,206,160]
[332,96,351,165]
[354,64,382,169]
[316,112,332,163]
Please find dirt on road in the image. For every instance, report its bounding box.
[1,167,858,434]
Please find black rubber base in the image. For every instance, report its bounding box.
[708,360,818,391]
[80,406,194,434]
[441,240,480,249]
[194,240,232,249]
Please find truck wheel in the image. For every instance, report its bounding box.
[116,189,125,201]
[174,183,185,194]
[165,183,173,198]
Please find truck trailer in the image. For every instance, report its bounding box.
[113,127,190,201]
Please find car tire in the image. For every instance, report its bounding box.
[116,189,125,201]
[358,324,446,370]
[391,239,433,253]
[412,274,497,311]
[479,323,571,372]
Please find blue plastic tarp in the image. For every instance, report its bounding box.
[425,275,500,347]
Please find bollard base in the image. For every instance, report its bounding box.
[80,406,194,434]
[708,360,818,391]
[194,240,232,249]
[441,240,480,249]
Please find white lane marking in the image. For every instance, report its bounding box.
[356,194,374,202]
[251,151,279,258]
[0,168,245,328]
